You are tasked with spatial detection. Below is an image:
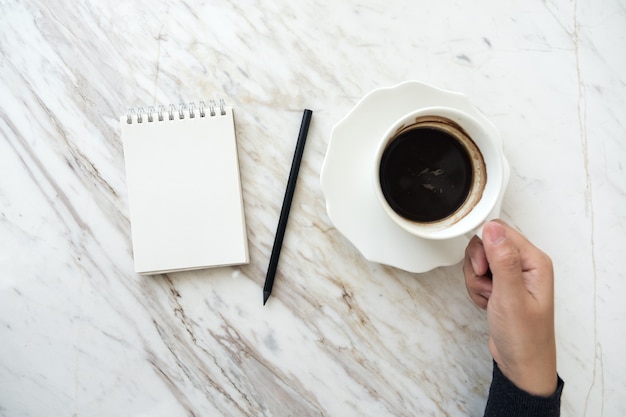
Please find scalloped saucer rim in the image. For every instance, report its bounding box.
[320,81,509,273]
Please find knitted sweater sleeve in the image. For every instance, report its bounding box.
[484,362,564,417]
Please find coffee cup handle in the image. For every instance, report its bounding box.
[464,224,485,241]
[464,216,498,241]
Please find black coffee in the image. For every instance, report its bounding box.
[379,127,473,222]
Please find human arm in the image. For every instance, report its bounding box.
[463,220,563,415]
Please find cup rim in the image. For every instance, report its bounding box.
[374,106,505,240]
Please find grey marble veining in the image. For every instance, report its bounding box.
[1,0,625,416]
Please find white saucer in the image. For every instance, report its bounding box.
[320,81,509,273]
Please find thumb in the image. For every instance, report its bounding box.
[482,221,525,296]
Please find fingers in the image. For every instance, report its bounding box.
[468,275,493,309]
[482,220,554,298]
[464,220,553,308]
[466,235,489,276]
[464,236,493,309]
[482,221,526,297]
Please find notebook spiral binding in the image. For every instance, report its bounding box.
[126,99,226,124]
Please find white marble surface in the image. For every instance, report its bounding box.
[1,0,625,416]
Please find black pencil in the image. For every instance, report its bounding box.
[263,109,313,305]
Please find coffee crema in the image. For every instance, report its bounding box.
[379,121,477,223]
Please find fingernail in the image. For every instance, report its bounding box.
[470,256,479,273]
[484,222,507,245]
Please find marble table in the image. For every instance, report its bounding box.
[1,1,624,416]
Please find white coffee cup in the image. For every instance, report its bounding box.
[373,106,508,240]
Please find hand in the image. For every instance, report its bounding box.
[464,220,558,397]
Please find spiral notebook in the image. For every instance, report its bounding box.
[121,100,249,275]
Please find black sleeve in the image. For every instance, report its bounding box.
[484,361,564,417]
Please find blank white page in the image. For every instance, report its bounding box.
[121,106,248,274]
